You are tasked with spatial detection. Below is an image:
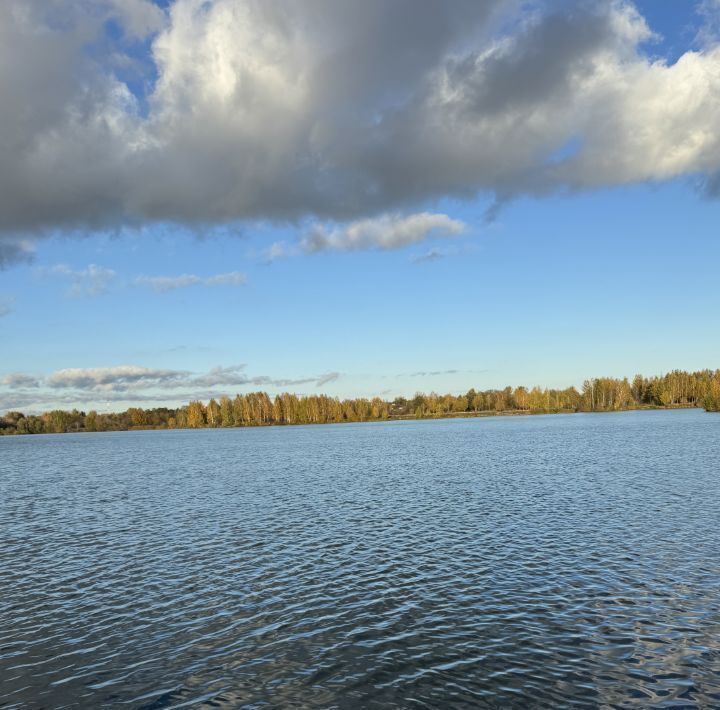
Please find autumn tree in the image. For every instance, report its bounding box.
[186,401,206,428]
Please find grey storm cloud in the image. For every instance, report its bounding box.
[2,0,720,263]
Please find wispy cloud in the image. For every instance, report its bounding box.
[697,0,720,46]
[190,365,339,389]
[316,371,341,387]
[269,242,290,260]
[40,264,116,297]
[382,368,486,380]
[411,248,447,264]
[0,241,34,269]
[204,272,246,286]
[0,297,15,317]
[409,369,459,377]
[190,364,252,388]
[262,242,294,263]
[135,271,246,292]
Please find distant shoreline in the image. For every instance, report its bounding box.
[386,403,699,421]
[0,403,711,438]
[2,368,718,436]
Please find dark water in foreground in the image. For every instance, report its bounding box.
[1,410,719,708]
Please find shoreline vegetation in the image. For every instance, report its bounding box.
[1,369,719,436]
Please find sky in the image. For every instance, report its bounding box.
[1,0,720,413]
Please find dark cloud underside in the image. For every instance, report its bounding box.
[1,0,720,263]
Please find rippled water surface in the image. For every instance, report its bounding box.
[2,410,720,708]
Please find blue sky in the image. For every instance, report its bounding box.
[1,0,720,412]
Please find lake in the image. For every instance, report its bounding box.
[1,409,719,707]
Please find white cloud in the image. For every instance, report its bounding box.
[134,271,246,291]
[204,272,247,286]
[134,274,202,291]
[1,0,720,257]
[412,248,447,264]
[262,241,295,263]
[302,213,466,253]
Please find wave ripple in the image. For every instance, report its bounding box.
[1,410,720,707]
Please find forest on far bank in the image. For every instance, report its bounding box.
[2,369,720,436]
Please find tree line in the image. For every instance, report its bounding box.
[1,368,719,435]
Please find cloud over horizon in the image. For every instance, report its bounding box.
[2,1,720,263]
[0,363,344,412]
